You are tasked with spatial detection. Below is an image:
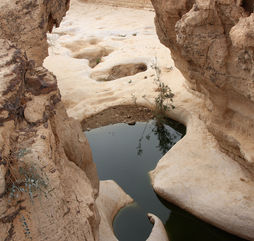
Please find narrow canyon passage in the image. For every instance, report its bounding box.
[44,0,253,240]
[1,0,254,240]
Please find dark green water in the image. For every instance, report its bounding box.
[85,119,246,241]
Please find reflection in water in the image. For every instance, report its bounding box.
[137,118,185,156]
[85,119,246,241]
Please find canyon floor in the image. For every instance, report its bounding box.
[44,1,254,240]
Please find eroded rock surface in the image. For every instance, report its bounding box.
[96,180,133,241]
[0,0,70,65]
[96,181,169,241]
[151,0,254,177]
[150,0,254,239]
[0,1,100,240]
[147,213,169,241]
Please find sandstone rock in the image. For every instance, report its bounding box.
[150,0,254,239]
[96,180,169,241]
[52,102,99,196]
[24,95,52,123]
[0,166,6,196]
[230,13,254,48]
[0,0,103,240]
[150,113,254,240]
[151,0,254,174]
[147,213,169,241]
[0,0,70,65]
[96,180,133,241]
[41,0,254,239]
[0,9,99,241]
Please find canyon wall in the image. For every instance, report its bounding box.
[0,0,71,66]
[151,0,254,178]
[149,0,254,239]
[0,1,100,240]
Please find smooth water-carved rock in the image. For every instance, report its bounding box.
[96,181,169,241]
[147,213,169,241]
[96,180,133,241]
[73,46,113,68]
[150,0,254,239]
[80,0,153,9]
[91,63,148,81]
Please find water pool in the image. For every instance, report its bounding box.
[85,119,246,241]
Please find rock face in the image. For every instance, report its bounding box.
[0,0,70,65]
[150,0,254,239]
[151,0,254,177]
[0,1,100,241]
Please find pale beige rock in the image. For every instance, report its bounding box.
[52,102,99,195]
[151,0,254,175]
[230,13,254,48]
[44,0,177,121]
[150,0,254,239]
[97,181,169,241]
[24,96,49,123]
[147,213,169,241]
[96,180,133,241]
[45,1,254,240]
[151,114,254,240]
[0,0,70,65]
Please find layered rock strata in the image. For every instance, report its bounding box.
[0,0,100,240]
[0,37,100,241]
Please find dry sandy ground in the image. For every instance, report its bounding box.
[44,0,254,240]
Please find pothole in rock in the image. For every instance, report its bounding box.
[73,46,113,68]
[90,63,148,81]
[62,38,100,52]
[82,105,154,130]
[83,105,245,241]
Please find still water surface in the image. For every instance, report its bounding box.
[85,119,246,241]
